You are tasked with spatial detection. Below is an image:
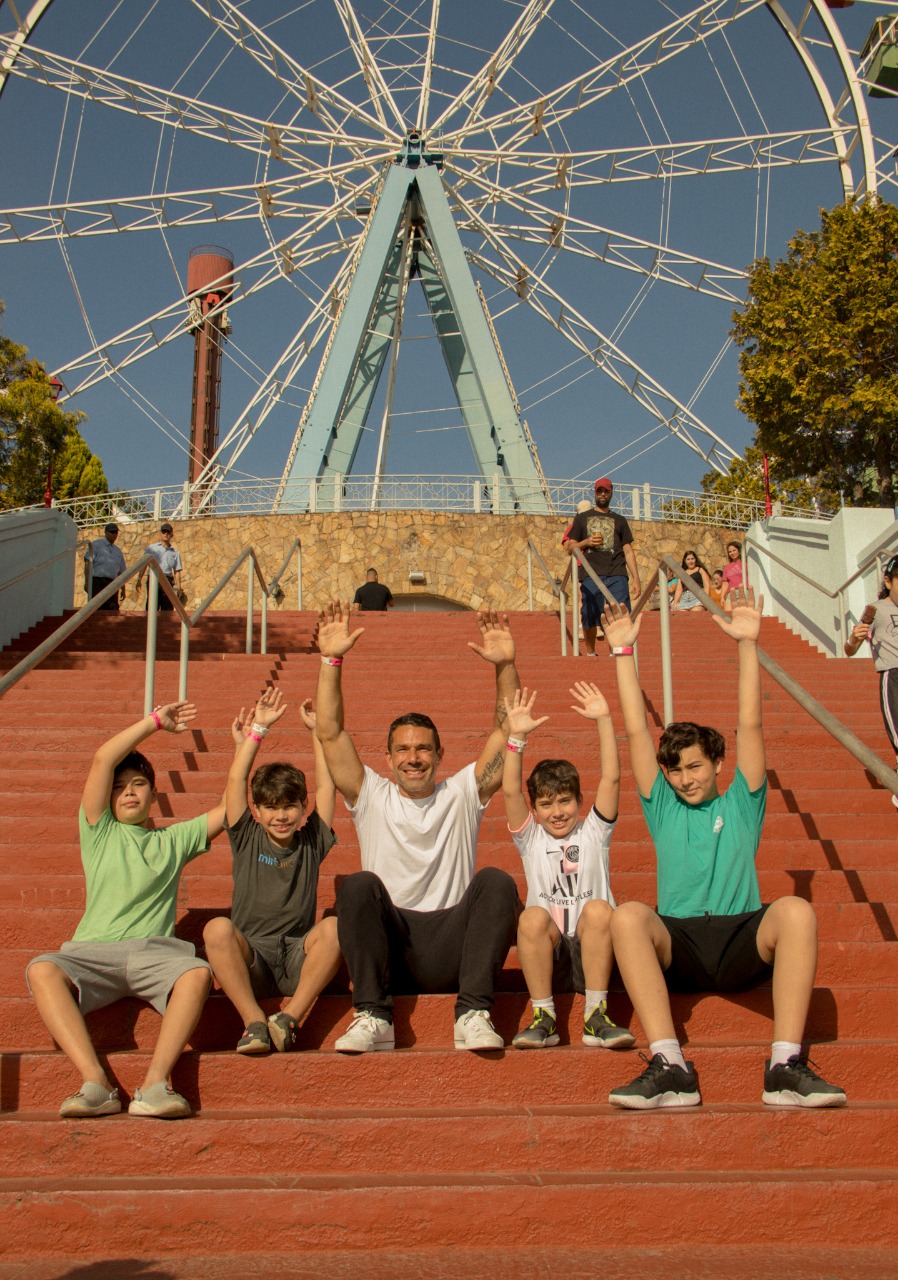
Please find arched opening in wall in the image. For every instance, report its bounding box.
[392,594,470,613]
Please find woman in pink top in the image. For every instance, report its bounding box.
[720,542,743,603]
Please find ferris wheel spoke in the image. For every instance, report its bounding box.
[427,0,553,137]
[441,0,767,151]
[188,0,397,148]
[333,0,408,133]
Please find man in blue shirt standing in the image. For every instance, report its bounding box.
[84,523,126,612]
[137,522,183,611]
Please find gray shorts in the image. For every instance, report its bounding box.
[246,932,309,999]
[552,934,585,995]
[26,937,210,1015]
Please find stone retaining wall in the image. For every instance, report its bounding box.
[76,511,741,613]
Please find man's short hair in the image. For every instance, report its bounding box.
[526,758,583,805]
[657,721,726,769]
[387,712,441,753]
[104,523,119,535]
[114,751,155,791]
[250,762,307,808]
[365,568,378,579]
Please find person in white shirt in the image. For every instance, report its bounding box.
[315,602,522,1053]
[84,524,126,612]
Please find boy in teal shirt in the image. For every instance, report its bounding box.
[27,702,225,1119]
[602,588,846,1110]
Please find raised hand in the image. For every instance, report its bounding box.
[231,705,254,747]
[504,688,549,738]
[570,681,611,722]
[316,600,364,659]
[154,701,197,734]
[601,601,641,649]
[468,610,515,666]
[298,697,316,732]
[253,685,288,729]
[712,585,763,643]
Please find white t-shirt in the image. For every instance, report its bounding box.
[347,763,487,911]
[869,597,898,673]
[511,807,616,937]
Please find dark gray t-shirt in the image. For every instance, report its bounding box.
[567,508,632,579]
[225,806,335,939]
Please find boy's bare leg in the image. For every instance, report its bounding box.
[756,896,817,1044]
[610,901,677,1043]
[140,966,211,1090]
[516,907,560,997]
[28,961,112,1089]
[203,916,266,1029]
[576,899,614,991]
[282,917,342,1024]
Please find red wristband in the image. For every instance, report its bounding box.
[150,710,163,729]
[321,656,343,667]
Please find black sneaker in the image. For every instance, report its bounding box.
[608,1053,701,1110]
[762,1055,847,1108]
[583,1001,636,1050]
[512,1007,560,1049]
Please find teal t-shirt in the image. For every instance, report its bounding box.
[72,806,210,942]
[639,767,766,917]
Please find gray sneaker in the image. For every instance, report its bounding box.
[128,1082,192,1119]
[59,1082,121,1119]
[512,1008,560,1049]
[583,1001,636,1049]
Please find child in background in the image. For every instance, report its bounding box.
[844,554,898,807]
[27,702,226,1120]
[503,683,634,1051]
[709,570,725,609]
[203,686,340,1054]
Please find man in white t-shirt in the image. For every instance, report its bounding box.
[315,601,522,1052]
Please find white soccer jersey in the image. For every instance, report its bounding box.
[511,807,616,936]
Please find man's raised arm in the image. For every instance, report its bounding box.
[468,611,522,803]
[315,600,366,806]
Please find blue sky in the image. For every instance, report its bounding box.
[2,0,897,499]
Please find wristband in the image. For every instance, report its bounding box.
[610,646,634,657]
[247,731,264,744]
[321,656,343,667]
[507,736,528,753]
[250,723,269,738]
[150,709,163,730]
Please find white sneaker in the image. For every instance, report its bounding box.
[453,1009,504,1051]
[335,1011,395,1053]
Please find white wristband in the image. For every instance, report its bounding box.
[507,736,528,753]
[250,722,269,738]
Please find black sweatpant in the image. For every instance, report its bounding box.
[336,867,520,1021]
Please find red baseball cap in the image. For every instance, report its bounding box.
[594,477,613,493]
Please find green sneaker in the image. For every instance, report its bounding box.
[512,1007,560,1049]
[583,1001,636,1049]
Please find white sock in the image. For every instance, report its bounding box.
[650,1038,687,1071]
[585,989,607,1017]
[770,1040,801,1068]
[532,997,556,1019]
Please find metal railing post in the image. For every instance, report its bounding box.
[144,572,159,716]
[297,544,303,611]
[527,544,534,610]
[658,566,674,726]
[559,588,568,657]
[572,573,580,657]
[246,561,254,655]
[179,620,190,702]
[261,583,268,655]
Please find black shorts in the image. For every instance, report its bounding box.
[551,934,585,994]
[660,907,773,994]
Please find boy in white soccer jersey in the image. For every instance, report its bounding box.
[502,683,635,1050]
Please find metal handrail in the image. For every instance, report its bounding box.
[526,539,567,656]
[1,537,93,595]
[744,526,898,653]
[267,537,303,610]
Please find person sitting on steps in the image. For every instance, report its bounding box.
[602,589,846,1111]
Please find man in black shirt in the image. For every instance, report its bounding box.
[352,568,394,612]
[565,478,641,656]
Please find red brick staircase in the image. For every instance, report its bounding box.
[1,608,896,1278]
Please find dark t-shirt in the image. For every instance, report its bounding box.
[567,508,633,579]
[225,806,335,939]
[353,582,393,611]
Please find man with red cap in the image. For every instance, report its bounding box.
[564,478,641,656]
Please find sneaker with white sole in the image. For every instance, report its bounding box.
[335,1011,395,1053]
[512,1007,560,1049]
[454,1009,504,1050]
[608,1053,701,1110]
[59,1082,121,1119]
[582,1001,636,1050]
[128,1082,191,1119]
[762,1054,846,1108]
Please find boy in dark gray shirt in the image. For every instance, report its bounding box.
[203,687,339,1054]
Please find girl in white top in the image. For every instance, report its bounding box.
[845,555,898,799]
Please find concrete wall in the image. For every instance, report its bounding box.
[746,509,897,657]
[0,508,78,648]
[72,511,746,615]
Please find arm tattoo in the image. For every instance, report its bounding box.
[476,749,504,794]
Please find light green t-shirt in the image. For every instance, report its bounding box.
[639,767,766,918]
[72,806,209,942]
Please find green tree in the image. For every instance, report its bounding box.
[701,444,838,511]
[732,198,898,508]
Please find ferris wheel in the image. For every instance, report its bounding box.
[0,0,892,511]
